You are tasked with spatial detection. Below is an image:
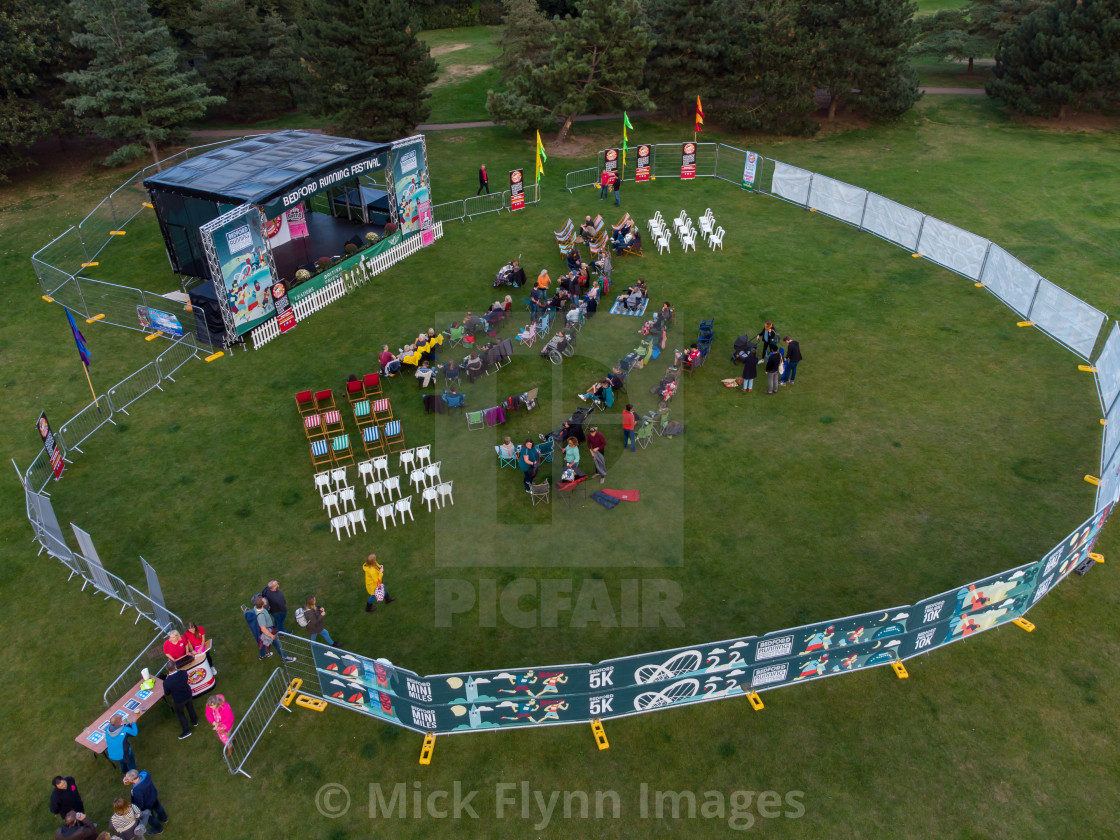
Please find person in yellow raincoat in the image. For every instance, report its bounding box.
[364,554,396,612]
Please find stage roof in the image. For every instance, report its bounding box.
[143,131,392,218]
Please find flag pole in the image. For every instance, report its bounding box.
[82,364,101,413]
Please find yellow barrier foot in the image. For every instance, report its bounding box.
[973,282,985,288]
[891,661,909,680]
[1102,419,1108,426]
[109,230,126,235]
[81,262,99,268]
[419,733,436,765]
[808,207,817,212]
[144,331,164,341]
[204,351,224,362]
[746,691,765,711]
[591,719,609,750]
[281,677,303,707]
[1078,365,1097,373]
[1013,617,1035,633]
[295,695,327,711]
[1084,475,1101,486]
[911,253,922,258]
[1017,320,1035,327]
[41,295,54,302]
[142,202,153,208]
[1090,552,1105,564]
[85,314,105,323]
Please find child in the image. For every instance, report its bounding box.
[206,694,235,754]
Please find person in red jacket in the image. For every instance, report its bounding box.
[599,169,612,200]
[622,404,636,452]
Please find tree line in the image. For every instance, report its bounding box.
[1,0,1117,181]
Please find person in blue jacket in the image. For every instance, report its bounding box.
[105,714,137,774]
[124,769,167,835]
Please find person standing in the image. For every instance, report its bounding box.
[781,336,802,385]
[622,404,637,452]
[49,777,84,821]
[161,630,188,663]
[587,425,608,483]
[123,769,166,835]
[161,660,198,740]
[205,695,235,753]
[184,620,215,674]
[261,580,288,633]
[110,797,146,840]
[612,171,621,206]
[301,596,336,646]
[765,349,782,394]
[477,164,489,195]
[599,169,611,200]
[54,812,98,840]
[105,714,137,775]
[756,321,779,357]
[364,554,397,612]
[741,349,758,394]
[518,439,540,491]
[253,596,295,663]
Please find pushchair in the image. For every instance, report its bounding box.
[731,334,757,364]
[493,263,516,288]
[541,329,576,365]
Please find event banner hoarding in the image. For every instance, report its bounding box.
[204,206,277,335]
[604,148,620,175]
[681,142,697,179]
[136,306,184,338]
[742,151,759,191]
[37,412,64,479]
[270,280,297,333]
[635,145,651,182]
[389,138,433,244]
[509,169,525,212]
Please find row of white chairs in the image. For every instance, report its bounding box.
[648,211,673,255]
[377,481,455,529]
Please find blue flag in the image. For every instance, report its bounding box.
[65,309,92,369]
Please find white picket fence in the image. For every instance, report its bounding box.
[251,222,445,350]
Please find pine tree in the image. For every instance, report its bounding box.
[912,0,1043,74]
[987,0,1120,118]
[644,0,733,117]
[800,0,921,120]
[496,0,553,82]
[190,0,303,119]
[64,0,223,167]
[301,0,438,141]
[487,0,652,143]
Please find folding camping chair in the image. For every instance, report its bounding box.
[321,407,344,436]
[352,399,374,429]
[345,379,364,405]
[361,424,384,456]
[521,387,539,411]
[382,420,405,453]
[295,390,316,417]
[529,482,551,506]
[371,398,394,424]
[330,433,355,467]
[303,412,325,441]
[310,439,331,470]
[443,391,466,414]
[465,410,485,431]
[314,389,336,411]
[362,372,383,398]
[495,445,519,470]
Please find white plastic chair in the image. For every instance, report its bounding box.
[415,445,431,468]
[338,486,357,512]
[330,514,352,540]
[383,475,401,500]
[366,480,384,506]
[709,226,725,251]
[699,210,715,240]
[347,509,367,534]
[673,210,688,235]
[314,471,332,498]
[376,504,396,529]
[395,495,415,523]
[437,481,454,506]
[681,228,697,253]
[398,448,415,471]
[424,461,442,487]
[656,232,671,255]
[409,468,427,494]
[322,492,340,518]
[357,459,376,486]
[422,486,441,512]
[331,467,349,490]
[372,456,390,481]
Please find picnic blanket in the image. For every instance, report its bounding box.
[609,298,650,317]
[601,489,639,502]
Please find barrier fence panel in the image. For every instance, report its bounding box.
[432,199,466,224]
[859,192,924,251]
[59,398,114,454]
[714,144,748,186]
[107,363,162,415]
[771,162,813,206]
[127,583,182,631]
[1099,445,1120,510]
[916,216,990,280]
[1103,394,1120,489]
[103,631,165,707]
[566,166,599,192]
[222,667,292,778]
[1094,322,1120,415]
[806,174,868,227]
[24,449,56,493]
[32,227,88,295]
[79,196,121,263]
[155,335,201,381]
[977,243,1042,319]
[464,191,506,219]
[1027,279,1107,361]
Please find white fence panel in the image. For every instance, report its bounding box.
[917,217,990,280]
[861,193,924,251]
[1098,444,1120,511]
[978,243,1041,319]
[771,162,812,206]
[806,175,867,226]
[1028,279,1106,360]
[1103,392,1120,477]
[1094,322,1120,415]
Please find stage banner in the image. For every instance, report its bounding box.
[389,136,433,243]
[681,142,697,179]
[202,205,277,336]
[603,148,620,175]
[742,151,759,191]
[509,168,525,211]
[37,412,64,479]
[262,155,385,219]
[635,145,651,182]
[286,204,309,239]
[136,306,184,338]
[270,279,297,334]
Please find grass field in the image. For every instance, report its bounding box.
[4,96,1120,840]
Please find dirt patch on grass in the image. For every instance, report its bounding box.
[542,134,602,158]
[431,64,492,89]
[430,43,471,57]
[1013,112,1120,132]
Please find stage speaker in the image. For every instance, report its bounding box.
[188,281,228,348]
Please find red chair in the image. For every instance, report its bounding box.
[295,390,316,416]
[345,379,364,405]
[314,389,336,411]
[363,372,383,398]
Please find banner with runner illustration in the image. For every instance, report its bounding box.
[742,151,759,191]
[388,136,433,243]
[681,142,697,179]
[201,204,276,336]
[635,145,651,182]
[509,169,524,212]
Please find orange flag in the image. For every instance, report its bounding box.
[695,96,705,133]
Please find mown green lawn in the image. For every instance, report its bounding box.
[3,97,1120,840]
